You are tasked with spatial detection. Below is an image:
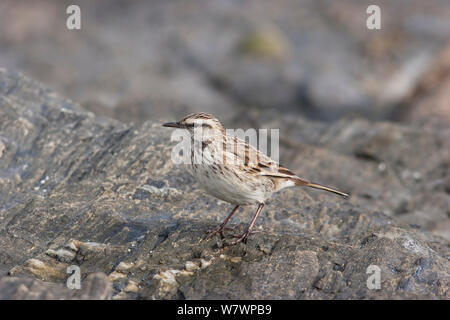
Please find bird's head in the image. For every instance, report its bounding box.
[162,113,224,137]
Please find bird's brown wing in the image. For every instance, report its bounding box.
[224,134,348,197]
[224,134,298,177]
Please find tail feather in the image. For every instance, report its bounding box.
[293,178,348,198]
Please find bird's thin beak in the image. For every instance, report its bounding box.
[162,122,182,128]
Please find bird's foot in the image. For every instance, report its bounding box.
[226,230,251,246]
[225,227,264,245]
[205,225,237,240]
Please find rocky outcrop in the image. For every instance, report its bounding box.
[0,70,448,299]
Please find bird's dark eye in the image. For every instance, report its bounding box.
[185,123,212,128]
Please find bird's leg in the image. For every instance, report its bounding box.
[228,203,265,245]
[206,205,240,239]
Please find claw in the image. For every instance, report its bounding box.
[225,203,265,245]
[205,225,237,240]
[226,231,250,246]
[205,205,241,240]
[205,227,225,239]
[205,227,222,240]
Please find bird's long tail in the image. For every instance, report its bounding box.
[293,177,348,198]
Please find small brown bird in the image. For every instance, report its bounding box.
[163,113,348,245]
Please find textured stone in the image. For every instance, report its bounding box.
[0,70,448,299]
[0,273,111,300]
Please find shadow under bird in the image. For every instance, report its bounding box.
[163,113,348,245]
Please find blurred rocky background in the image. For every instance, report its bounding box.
[1,0,450,125]
[0,0,449,299]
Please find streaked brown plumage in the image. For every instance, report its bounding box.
[163,112,348,245]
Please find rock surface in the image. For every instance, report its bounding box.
[0,273,111,300]
[0,70,448,299]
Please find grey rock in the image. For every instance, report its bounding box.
[0,70,448,299]
[0,273,111,300]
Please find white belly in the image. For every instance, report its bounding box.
[191,164,270,205]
